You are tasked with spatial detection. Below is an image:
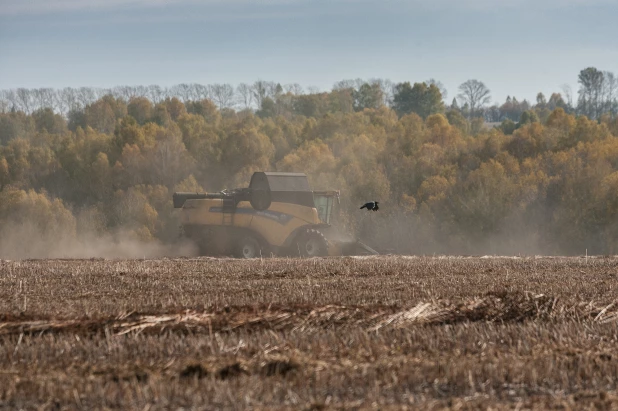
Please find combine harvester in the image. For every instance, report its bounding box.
[173,171,378,258]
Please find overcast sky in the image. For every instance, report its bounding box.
[0,0,616,104]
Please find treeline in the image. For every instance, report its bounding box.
[1,67,618,256]
[2,67,616,121]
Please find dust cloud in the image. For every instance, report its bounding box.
[0,173,585,259]
[354,208,574,257]
[0,221,198,260]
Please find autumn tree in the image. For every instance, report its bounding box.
[32,108,67,134]
[113,116,147,155]
[85,95,127,134]
[328,89,354,114]
[450,159,521,238]
[446,109,469,134]
[184,99,221,125]
[146,126,195,189]
[89,152,112,201]
[218,117,275,185]
[277,140,338,189]
[425,79,448,101]
[547,93,568,111]
[0,112,35,143]
[109,187,158,240]
[369,78,394,106]
[127,97,153,125]
[0,188,77,258]
[293,93,328,117]
[0,156,9,190]
[162,97,187,121]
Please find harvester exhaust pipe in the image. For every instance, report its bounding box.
[173,192,224,208]
[173,189,270,210]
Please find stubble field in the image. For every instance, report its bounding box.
[1,256,618,409]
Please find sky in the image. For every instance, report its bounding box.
[0,0,617,105]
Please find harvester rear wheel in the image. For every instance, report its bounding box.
[296,229,328,257]
[236,236,262,259]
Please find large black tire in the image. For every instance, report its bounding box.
[295,229,328,257]
[235,235,262,259]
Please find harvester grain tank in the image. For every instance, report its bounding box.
[173,171,377,258]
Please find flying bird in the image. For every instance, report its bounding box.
[360,201,379,211]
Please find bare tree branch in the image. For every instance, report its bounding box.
[236,83,254,109]
[457,80,491,118]
[210,83,235,110]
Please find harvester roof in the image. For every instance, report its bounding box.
[249,172,314,208]
[250,172,311,192]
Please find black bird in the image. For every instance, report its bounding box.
[360,201,379,211]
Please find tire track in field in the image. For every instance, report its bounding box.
[1,292,617,336]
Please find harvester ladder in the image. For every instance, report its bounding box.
[222,198,236,225]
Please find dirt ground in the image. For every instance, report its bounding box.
[1,256,618,409]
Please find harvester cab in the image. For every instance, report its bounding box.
[173,171,378,258]
[313,190,339,225]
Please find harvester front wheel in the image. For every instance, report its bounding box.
[236,236,262,259]
[296,229,328,257]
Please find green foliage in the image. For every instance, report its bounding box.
[392,82,445,119]
[32,108,67,134]
[500,119,517,135]
[256,97,277,118]
[353,83,384,111]
[293,94,327,117]
[176,113,220,178]
[446,110,468,134]
[578,67,605,119]
[0,112,35,143]
[67,109,87,131]
[518,110,540,126]
[152,103,172,127]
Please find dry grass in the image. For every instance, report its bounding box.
[2,256,618,409]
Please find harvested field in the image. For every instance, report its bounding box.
[2,256,618,409]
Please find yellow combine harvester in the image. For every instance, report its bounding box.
[173,171,378,258]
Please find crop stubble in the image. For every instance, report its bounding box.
[1,256,618,409]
